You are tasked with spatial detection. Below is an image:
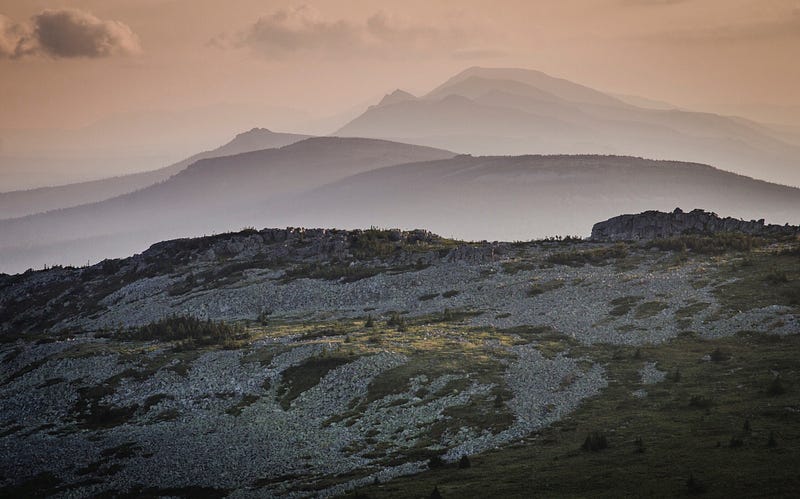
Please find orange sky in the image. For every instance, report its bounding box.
[2,0,800,130]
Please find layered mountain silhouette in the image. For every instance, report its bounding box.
[2,136,799,273]
[277,154,800,242]
[337,67,800,187]
[0,128,310,219]
[3,67,800,273]
[0,138,454,272]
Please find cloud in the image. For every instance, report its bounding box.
[236,6,358,57]
[365,12,444,45]
[0,9,140,59]
[0,14,33,58]
[224,6,498,60]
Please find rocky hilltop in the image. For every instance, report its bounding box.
[1,220,798,497]
[591,208,800,241]
[0,227,497,334]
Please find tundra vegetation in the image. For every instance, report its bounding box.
[0,227,798,497]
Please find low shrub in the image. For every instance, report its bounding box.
[686,473,707,495]
[581,432,608,452]
[767,376,786,396]
[709,347,730,362]
[428,455,445,469]
[634,436,645,454]
[387,312,408,332]
[649,232,762,255]
[689,395,713,409]
[122,315,245,348]
[765,268,790,285]
[767,431,777,448]
[547,244,628,267]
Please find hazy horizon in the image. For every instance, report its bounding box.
[3,0,800,190]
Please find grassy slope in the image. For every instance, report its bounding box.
[351,331,800,498]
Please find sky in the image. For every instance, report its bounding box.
[2,0,800,131]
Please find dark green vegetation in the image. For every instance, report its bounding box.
[713,247,800,312]
[280,262,385,283]
[648,232,764,255]
[527,279,565,297]
[120,315,246,349]
[351,331,800,498]
[546,244,628,267]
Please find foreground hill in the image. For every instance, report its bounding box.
[278,155,800,242]
[337,67,800,187]
[0,128,310,220]
[0,138,454,272]
[0,225,798,496]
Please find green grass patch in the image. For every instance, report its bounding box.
[713,250,800,312]
[353,331,800,498]
[647,232,765,255]
[547,244,628,267]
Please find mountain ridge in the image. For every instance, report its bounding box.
[0,128,311,219]
[336,67,800,187]
[0,137,455,272]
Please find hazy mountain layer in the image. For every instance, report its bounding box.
[0,128,310,220]
[0,138,454,273]
[277,155,800,242]
[336,67,800,187]
[3,137,799,274]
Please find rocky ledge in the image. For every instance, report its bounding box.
[591,208,799,241]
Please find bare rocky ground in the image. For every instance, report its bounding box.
[0,227,798,497]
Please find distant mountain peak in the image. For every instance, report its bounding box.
[235,127,274,137]
[429,66,626,107]
[377,89,417,107]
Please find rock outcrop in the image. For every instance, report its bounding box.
[0,227,500,334]
[591,208,799,241]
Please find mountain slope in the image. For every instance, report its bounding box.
[0,137,454,272]
[427,67,627,107]
[276,155,800,241]
[0,128,310,219]
[336,67,800,186]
